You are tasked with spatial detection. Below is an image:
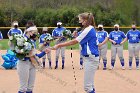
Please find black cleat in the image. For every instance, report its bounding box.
[62,65,64,69]
[103,67,107,70]
[55,66,58,69]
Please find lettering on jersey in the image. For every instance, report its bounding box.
[129,34,138,40]
[98,33,104,38]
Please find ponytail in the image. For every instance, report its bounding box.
[78,12,95,28]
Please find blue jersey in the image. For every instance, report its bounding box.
[52,27,66,41]
[52,27,66,37]
[39,33,51,46]
[8,28,22,36]
[126,29,140,43]
[76,25,99,56]
[0,32,3,39]
[97,30,108,43]
[109,31,126,44]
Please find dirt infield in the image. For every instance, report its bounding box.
[0,50,140,93]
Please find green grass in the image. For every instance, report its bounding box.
[0,39,128,50]
[0,39,9,50]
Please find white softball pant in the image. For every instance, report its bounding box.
[42,46,51,62]
[128,43,139,60]
[17,60,36,92]
[55,40,66,61]
[98,43,107,61]
[83,55,99,93]
[111,44,124,60]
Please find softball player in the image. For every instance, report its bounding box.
[109,24,126,70]
[52,22,66,69]
[7,21,22,37]
[122,25,140,70]
[0,31,3,40]
[78,31,84,70]
[73,28,83,70]
[39,27,52,69]
[7,21,23,50]
[97,24,108,70]
[0,31,3,64]
[52,12,99,93]
[17,21,50,93]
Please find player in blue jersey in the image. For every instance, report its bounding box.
[52,22,66,69]
[8,21,23,50]
[97,24,108,70]
[17,21,50,93]
[0,31,3,66]
[8,21,22,36]
[73,28,84,70]
[39,27,52,69]
[0,31,3,40]
[109,24,126,70]
[122,24,140,70]
[51,12,99,93]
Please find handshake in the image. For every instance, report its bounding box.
[44,44,60,54]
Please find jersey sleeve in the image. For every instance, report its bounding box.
[121,32,126,38]
[126,31,129,39]
[109,32,112,39]
[138,31,140,39]
[0,32,3,39]
[8,29,12,36]
[76,26,96,44]
[104,31,109,37]
[52,29,56,37]
[39,36,44,44]
[19,29,23,35]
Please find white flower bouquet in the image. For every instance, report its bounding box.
[62,29,72,39]
[9,34,34,60]
[42,34,53,43]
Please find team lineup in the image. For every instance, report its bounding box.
[0,12,140,93]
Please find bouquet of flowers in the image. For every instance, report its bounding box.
[62,29,72,39]
[9,34,34,60]
[42,34,53,43]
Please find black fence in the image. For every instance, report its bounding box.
[0,27,139,39]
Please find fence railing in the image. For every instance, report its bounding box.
[0,26,140,29]
[1,26,140,39]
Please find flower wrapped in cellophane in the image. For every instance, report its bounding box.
[62,29,72,39]
[9,34,34,60]
[42,34,53,43]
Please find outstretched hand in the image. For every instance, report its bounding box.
[44,48,51,54]
[50,45,59,50]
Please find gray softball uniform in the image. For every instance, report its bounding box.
[52,27,66,69]
[39,33,52,68]
[76,25,99,93]
[97,30,108,69]
[126,29,140,69]
[17,39,46,93]
[109,30,126,68]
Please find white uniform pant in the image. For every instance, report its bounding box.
[83,55,99,93]
[17,60,36,92]
[128,43,139,60]
[55,40,66,61]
